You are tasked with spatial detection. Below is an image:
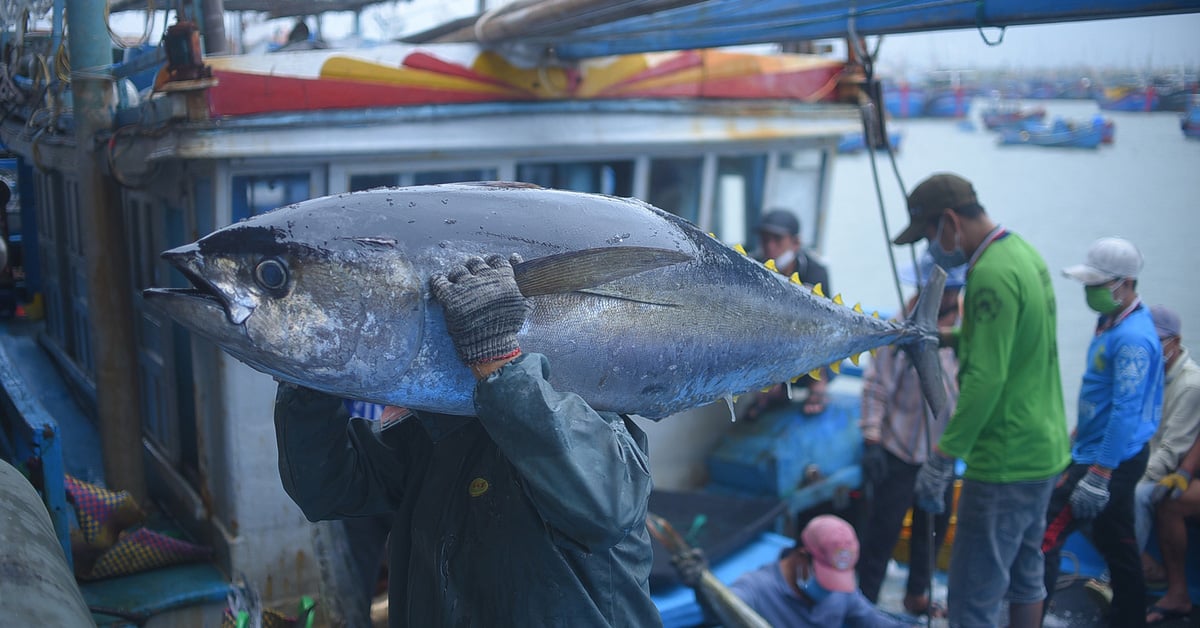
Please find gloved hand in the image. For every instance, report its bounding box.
[670,547,709,589]
[1069,466,1112,520]
[429,254,528,367]
[861,441,888,487]
[1150,470,1192,504]
[915,452,955,514]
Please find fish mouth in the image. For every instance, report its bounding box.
[143,245,250,340]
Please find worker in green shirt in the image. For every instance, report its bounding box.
[893,173,1070,628]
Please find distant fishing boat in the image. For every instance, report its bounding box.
[1184,95,1200,139]
[836,130,903,154]
[883,81,927,119]
[1098,84,1160,112]
[998,117,1105,149]
[981,101,1047,130]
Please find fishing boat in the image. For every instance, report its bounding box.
[981,100,1047,130]
[1184,95,1200,139]
[998,117,1105,149]
[836,129,904,154]
[1098,81,1161,112]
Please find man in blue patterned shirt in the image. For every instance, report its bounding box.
[1042,237,1163,628]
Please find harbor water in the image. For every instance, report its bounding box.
[824,99,1200,426]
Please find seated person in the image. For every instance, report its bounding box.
[682,515,911,627]
[1135,305,1200,583]
[1145,432,1200,625]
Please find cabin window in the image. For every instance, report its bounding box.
[347,168,498,192]
[647,157,703,224]
[712,155,767,247]
[230,173,311,222]
[412,169,497,185]
[515,160,633,196]
[63,178,94,378]
[766,150,827,252]
[349,173,399,191]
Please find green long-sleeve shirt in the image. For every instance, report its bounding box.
[938,233,1070,482]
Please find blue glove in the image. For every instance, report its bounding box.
[1069,466,1111,520]
[1150,470,1192,504]
[915,452,955,514]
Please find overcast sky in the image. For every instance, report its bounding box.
[107,5,1200,73]
[871,14,1200,73]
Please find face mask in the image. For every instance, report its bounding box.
[1162,339,1179,370]
[929,215,968,268]
[1085,283,1122,314]
[773,248,797,272]
[796,568,833,604]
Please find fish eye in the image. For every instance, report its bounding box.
[254,258,289,291]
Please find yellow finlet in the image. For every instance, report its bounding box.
[791,375,803,383]
[833,293,844,306]
[850,353,861,366]
[808,368,822,381]
[870,348,878,358]
[765,258,777,272]
[733,243,747,255]
[812,282,825,298]
[872,311,880,319]
[853,303,863,314]
[790,272,802,285]
[761,386,773,393]
[708,232,716,238]
[830,361,841,375]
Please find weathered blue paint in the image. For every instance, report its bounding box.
[544,0,1200,59]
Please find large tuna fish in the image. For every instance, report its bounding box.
[144,182,946,421]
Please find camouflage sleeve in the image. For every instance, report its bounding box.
[274,382,412,521]
[473,353,653,553]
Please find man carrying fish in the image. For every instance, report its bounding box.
[895,173,1070,628]
[272,254,661,627]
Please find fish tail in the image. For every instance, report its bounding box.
[900,265,949,423]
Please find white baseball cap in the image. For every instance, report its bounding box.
[1062,237,1143,285]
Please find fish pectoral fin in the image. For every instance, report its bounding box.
[513,246,692,297]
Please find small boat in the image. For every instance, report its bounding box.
[883,82,926,119]
[981,102,1047,130]
[1096,116,1116,144]
[1098,84,1160,112]
[836,129,903,154]
[1183,95,1200,139]
[998,117,1104,149]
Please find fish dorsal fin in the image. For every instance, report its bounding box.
[513,246,692,297]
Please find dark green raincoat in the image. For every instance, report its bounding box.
[274,353,661,627]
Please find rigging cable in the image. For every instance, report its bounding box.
[851,12,938,628]
[849,11,907,315]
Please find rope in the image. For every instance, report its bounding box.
[975,0,1006,46]
[106,0,155,49]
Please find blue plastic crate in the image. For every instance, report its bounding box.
[707,391,862,498]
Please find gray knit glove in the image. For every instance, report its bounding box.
[915,452,955,514]
[1069,466,1111,520]
[429,254,528,367]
